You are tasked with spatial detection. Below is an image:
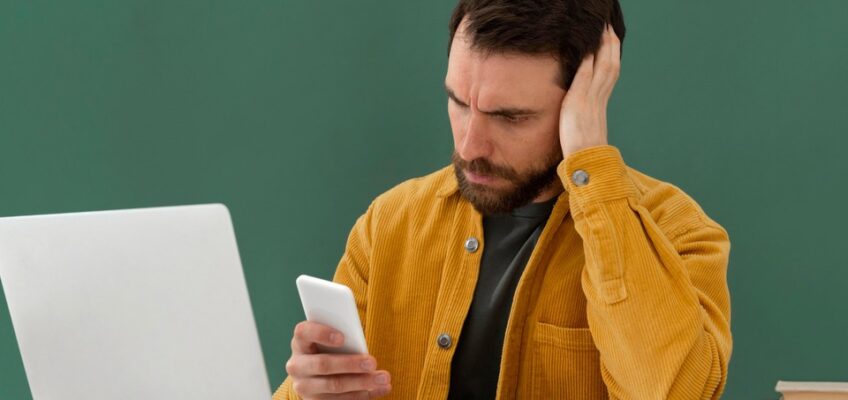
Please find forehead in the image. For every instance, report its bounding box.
[445,30,563,105]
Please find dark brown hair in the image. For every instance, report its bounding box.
[448,0,626,88]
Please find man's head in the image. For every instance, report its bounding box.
[445,0,625,215]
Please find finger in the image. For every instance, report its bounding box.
[368,384,392,399]
[312,390,371,400]
[604,24,622,95]
[609,24,620,58]
[287,354,377,377]
[568,53,594,95]
[292,321,345,354]
[311,385,391,400]
[293,371,391,395]
[593,24,611,71]
[291,334,320,355]
[312,385,392,400]
[609,24,621,68]
[590,24,620,95]
[603,24,620,91]
[606,24,621,72]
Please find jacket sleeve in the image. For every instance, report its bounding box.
[271,203,375,400]
[559,145,732,399]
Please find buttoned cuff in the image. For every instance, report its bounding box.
[557,145,640,215]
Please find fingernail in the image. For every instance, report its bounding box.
[360,359,376,371]
[374,373,389,385]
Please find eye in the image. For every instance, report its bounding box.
[501,115,529,124]
[448,97,468,108]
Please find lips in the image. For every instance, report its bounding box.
[465,170,499,185]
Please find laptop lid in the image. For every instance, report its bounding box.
[0,204,270,400]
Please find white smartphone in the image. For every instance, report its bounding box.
[295,275,369,354]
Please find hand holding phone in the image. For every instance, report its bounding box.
[296,275,368,354]
[284,275,391,398]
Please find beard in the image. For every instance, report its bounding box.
[451,150,563,216]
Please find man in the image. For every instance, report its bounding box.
[274,0,731,398]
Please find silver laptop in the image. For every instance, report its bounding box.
[0,204,271,400]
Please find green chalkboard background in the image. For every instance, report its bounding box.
[1,1,846,398]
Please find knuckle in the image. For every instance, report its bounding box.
[327,375,345,393]
[354,391,370,400]
[285,358,296,375]
[609,66,621,78]
[294,321,308,338]
[291,380,305,395]
[610,58,621,70]
[315,355,331,373]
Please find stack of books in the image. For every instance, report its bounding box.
[776,381,848,400]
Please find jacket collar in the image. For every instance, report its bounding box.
[435,165,460,198]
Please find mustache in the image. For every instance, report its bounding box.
[451,152,519,181]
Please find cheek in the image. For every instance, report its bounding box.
[505,122,561,168]
[527,115,562,153]
[545,116,562,148]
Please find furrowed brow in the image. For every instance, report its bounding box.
[444,84,540,117]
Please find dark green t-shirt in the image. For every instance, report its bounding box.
[447,198,557,399]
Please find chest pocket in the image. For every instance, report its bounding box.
[527,322,608,399]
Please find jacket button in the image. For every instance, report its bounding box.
[572,169,590,186]
[437,333,452,349]
[464,237,479,253]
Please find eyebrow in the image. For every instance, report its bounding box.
[444,84,540,118]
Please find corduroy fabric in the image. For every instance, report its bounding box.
[273,145,731,400]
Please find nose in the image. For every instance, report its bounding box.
[457,111,492,161]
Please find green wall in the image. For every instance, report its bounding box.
[1,1,846,398]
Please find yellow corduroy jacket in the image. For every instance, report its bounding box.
[273,145,732,399]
